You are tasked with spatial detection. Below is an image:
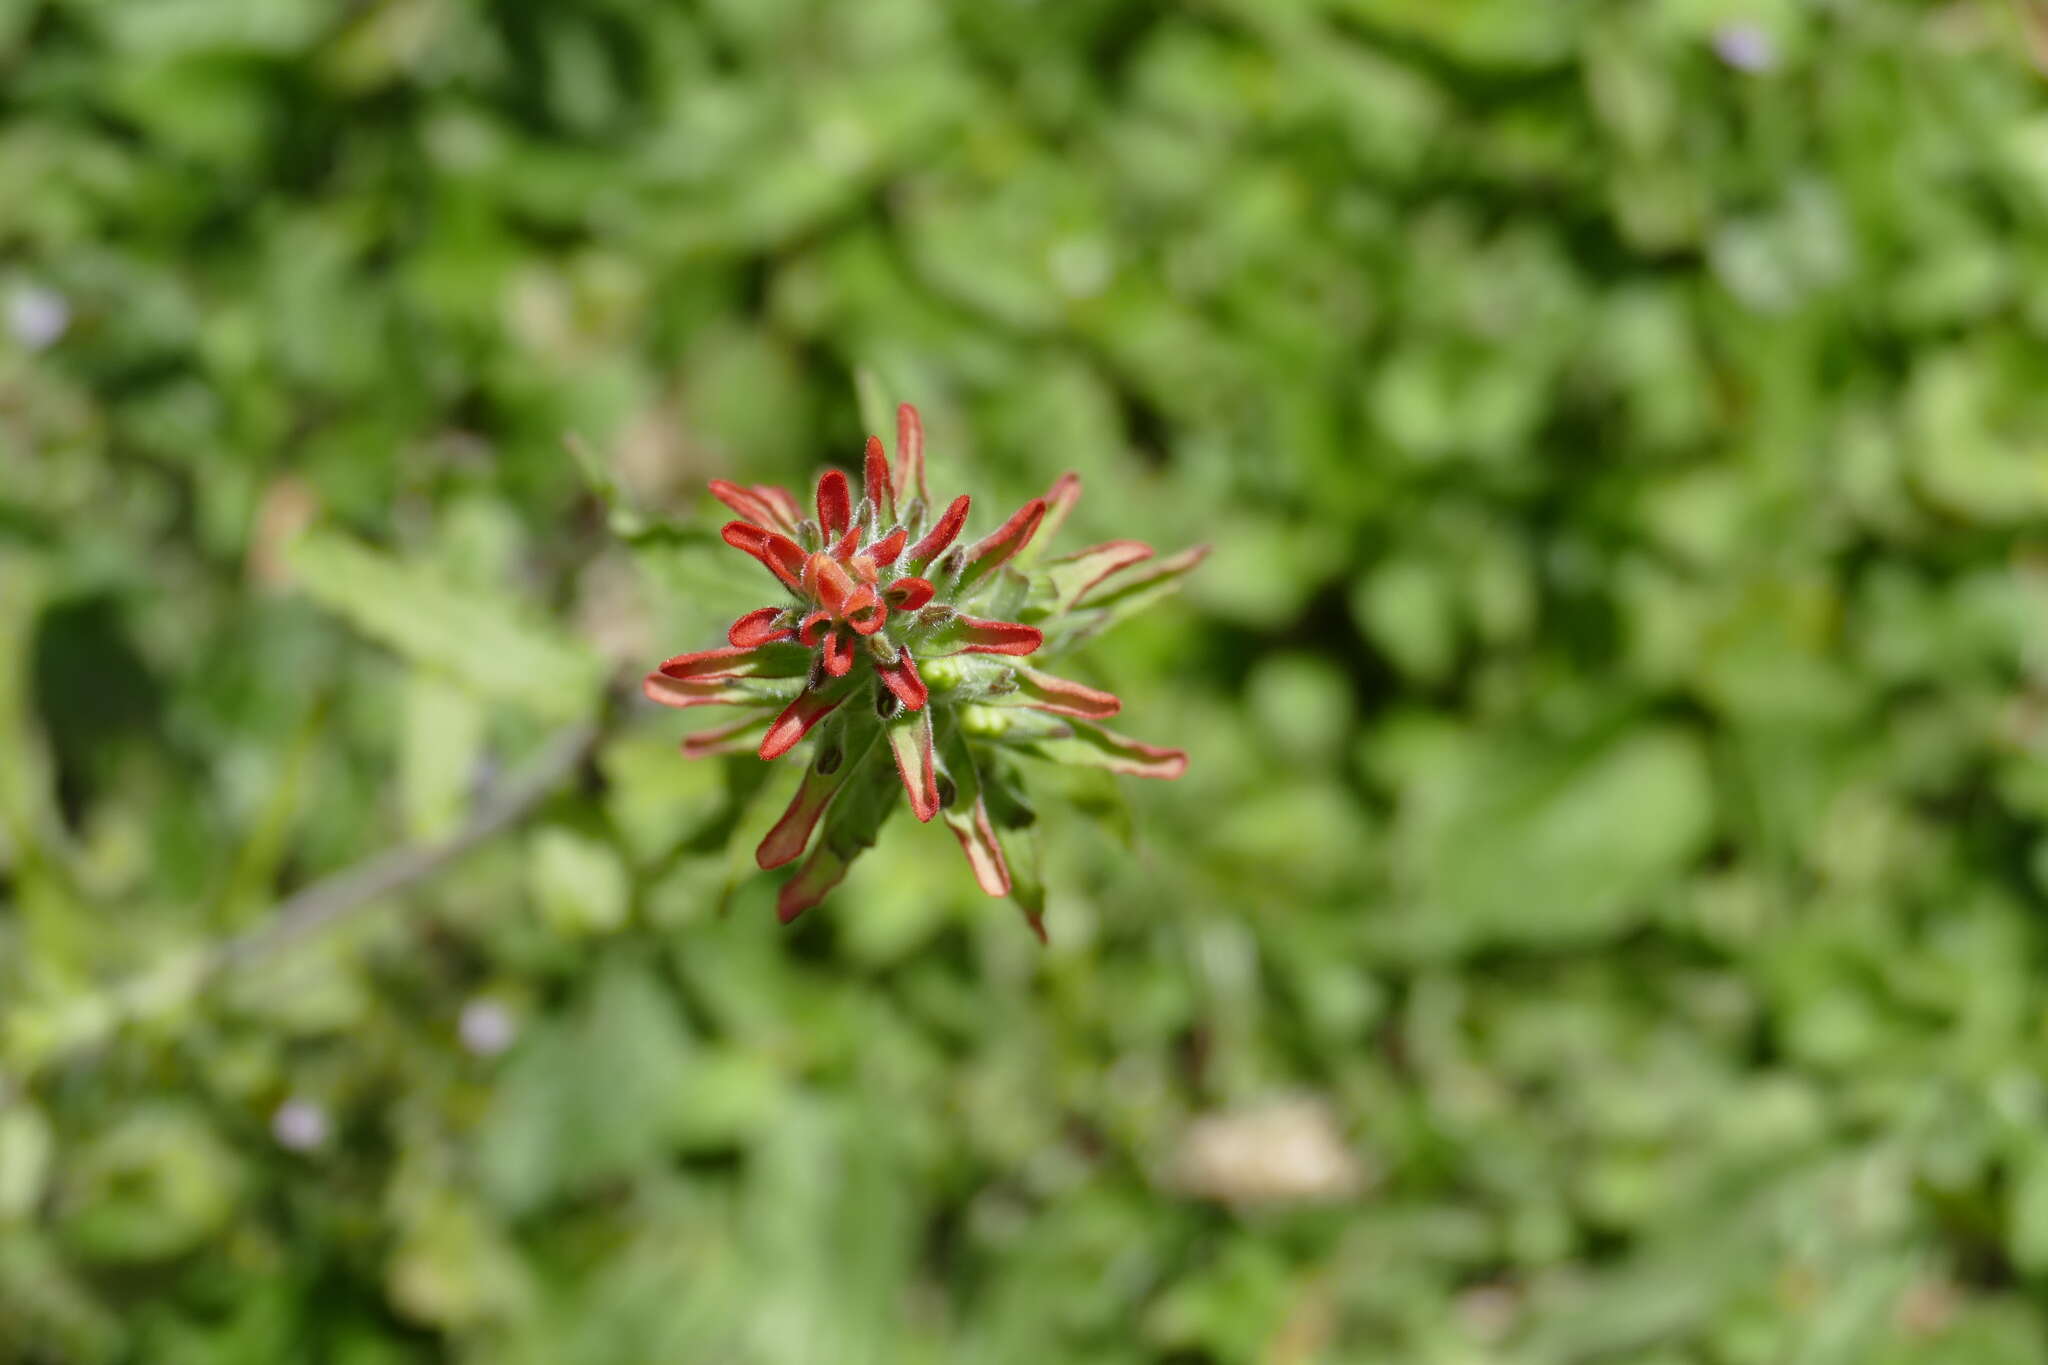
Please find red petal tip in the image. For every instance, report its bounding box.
[945,796,1011,896]
[816,469,853,538]
[1052,540,1156,604]
[810,553,854,615]
[642,673,752,709]
[709,480,802,536]
[776,846,853,922]
[680,715,768,758]
[757,768,842,868]
[759,693,841,760]
[722,522,806,593]
[960,497,1047,583]
[1017,668,1122,718]
[890,714,940,823]
[1039,473,1083,545]
[905,494,970,569]
[877,651,929,711]
[843,587,887,635]
[727,607,794,648]
[884,576,934,611]
[954,616,1044,657]
[823,629,855,676]
[776,878,819,923]
[659,644,760,679]
[866,528,908,566]
[897,403,926,501]
[863,435,895,519]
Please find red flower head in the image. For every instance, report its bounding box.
[645,403,1205,936]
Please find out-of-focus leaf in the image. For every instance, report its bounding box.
[0,1101,52,1219]
[475,961,696,1214]
[527,826,631,938]
[1396,726,1715,948]
[57,1106,242,1264]
[286,529,606,721]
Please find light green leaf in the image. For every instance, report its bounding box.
[287,529,606,721]
[1401,726,1715,948]
[528,826,631,938]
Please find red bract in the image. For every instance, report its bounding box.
[644,402,1205,936]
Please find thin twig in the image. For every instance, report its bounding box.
[216,721,598,969]
[11,722,600,1077]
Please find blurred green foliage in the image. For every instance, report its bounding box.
[7,0,2048,1360]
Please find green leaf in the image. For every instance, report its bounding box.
[400,673,486,841]
[527,826,631,938]
[1398,725,1715,949]
[287,529,606,721]
[59,1106,242,1264]
[2011,1143,2048,1276]
[475,961,697,1215]
[0,1101,53,1219]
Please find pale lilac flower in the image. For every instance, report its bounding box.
[271,1098,330,1152]
[459,998,518,1057]
[7,284,70,351]
[1712,23,1777,73]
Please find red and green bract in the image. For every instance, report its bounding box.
[644,403,1204,935]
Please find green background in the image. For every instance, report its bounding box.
[8,0,2048,1360]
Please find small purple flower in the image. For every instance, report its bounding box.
[7,284,70,351]
[1712,23,1777,74]
[459,998,518,1057]
[271,1098,330,1152]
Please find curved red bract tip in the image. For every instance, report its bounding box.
[953,616,1044,657]
[958,497,1046,588]
[1016,667,1121,718]
[905,494,970,570]
[941,792,1011,897]
[822,628,855,676]
[888,710,940,823]
[643,673,754,709]
[757,484,804,531]
[843,586,887,635]
[708,479,802,537]
[759,692,842,760]
[816,468,852,539]
[721,522,806,593]
[776,854,848,923]
[727,607,794,648]
[1035,472,1083,553]
[1075,725,1188,779]
[659,644,764,679]
[1049,540,1154,606]
[897,403,926,502]
[680,714,769,758]
[866,527,907,566]
[877,650,929,711]
[863,434,895,521]
[758,765,846,868]
[884,576,934,611]
[809,553,855,615]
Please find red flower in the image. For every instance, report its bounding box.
[645,403,1205,934]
